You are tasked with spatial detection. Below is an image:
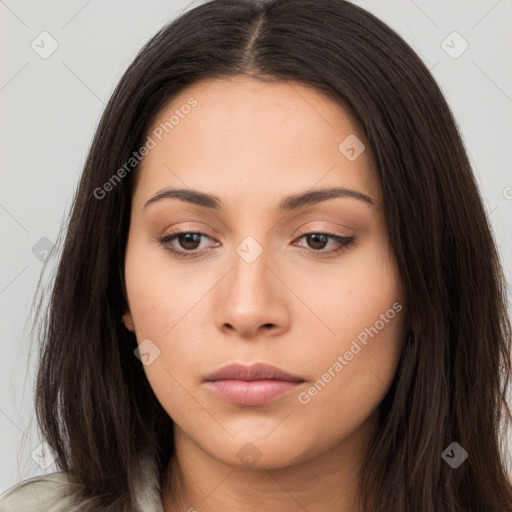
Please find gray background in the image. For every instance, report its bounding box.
[1,0,511,492]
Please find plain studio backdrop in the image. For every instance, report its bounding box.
[0,0,511,493]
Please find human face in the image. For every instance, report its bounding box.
[123,76,407,470]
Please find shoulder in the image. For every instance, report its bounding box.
[0,472,80,512]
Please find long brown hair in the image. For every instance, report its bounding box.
[24,0,512,510]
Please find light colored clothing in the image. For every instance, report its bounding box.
[0,448,164,512]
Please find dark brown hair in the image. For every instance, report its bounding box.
[23,0,512,510]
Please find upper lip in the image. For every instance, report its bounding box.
[205,363,304,382]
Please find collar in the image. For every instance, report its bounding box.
[0,446,165,512]
[132,446,165,512]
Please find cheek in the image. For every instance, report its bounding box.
[288,231,404,344]
[301,301,406,402]
[124,236,211,405]
[293,291,406,454]
[124,233,205,335]
[292,236,406,415]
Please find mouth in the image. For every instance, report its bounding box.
[204,362,306,406]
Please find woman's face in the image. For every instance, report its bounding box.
[123,76,407,470]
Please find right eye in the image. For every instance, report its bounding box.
[159,231,219,259]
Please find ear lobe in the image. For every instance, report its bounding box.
[122,311,135,331]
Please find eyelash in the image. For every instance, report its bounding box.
[158,230,354,260]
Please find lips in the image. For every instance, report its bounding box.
[205,362,304,382]
[204,363,305,406]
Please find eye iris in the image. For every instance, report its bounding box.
[179,233,201,250]
[307,233,328,250]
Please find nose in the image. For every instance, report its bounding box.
[214,242,290,339]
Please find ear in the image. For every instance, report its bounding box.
[122,310,135,331]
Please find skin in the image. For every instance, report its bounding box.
[123,76,408,512]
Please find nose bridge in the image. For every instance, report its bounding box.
[230,233,274,301]
[227,207,273,278]
[226,201,291,287]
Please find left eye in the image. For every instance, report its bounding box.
[293,232,354,254]
[158,231,354,259]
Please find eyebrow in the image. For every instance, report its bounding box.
[143,187,375,211]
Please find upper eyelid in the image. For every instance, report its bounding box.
[163,228,348,238]
[164,219,354,237]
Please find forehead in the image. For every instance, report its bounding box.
[133,76,378,208]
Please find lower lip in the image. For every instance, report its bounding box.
[205,379,304,405]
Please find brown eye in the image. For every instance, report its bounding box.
[159,231,217,259]
[176,233,202,250]
[294,232,354,257]
[305,233,329,250]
